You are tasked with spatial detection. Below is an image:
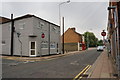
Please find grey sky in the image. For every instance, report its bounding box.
[1,1,109,40]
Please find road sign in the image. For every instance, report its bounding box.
[41,33,45,38]
[101,31,106,36]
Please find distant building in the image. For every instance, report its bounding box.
[1,14,61,57]
[61,27,86,52]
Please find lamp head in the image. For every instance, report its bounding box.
[108,6,116,10]
[67,0,70,3]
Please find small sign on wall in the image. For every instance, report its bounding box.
[41,33,45,38]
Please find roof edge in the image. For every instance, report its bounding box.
[1,14,60,27]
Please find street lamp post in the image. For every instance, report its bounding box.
[59,0,70,54]
[59,0,70,28]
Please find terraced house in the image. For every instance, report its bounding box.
[107,1,120,76]
[1,14,61,57]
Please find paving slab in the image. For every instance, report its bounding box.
[87,49,117,79]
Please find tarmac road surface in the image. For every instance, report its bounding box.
[2,49,102,78]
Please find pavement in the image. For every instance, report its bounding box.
[1,50,83,62]
[86,49,118,79]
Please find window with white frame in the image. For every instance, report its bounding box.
[38,22,44,29]
[41,42,48,49]
[38,22,42,29]
[50,43,55,49]
[51,26,58,33]
[113,11,117,28]
[40,22,44,27]
[2,40,6,45]
[29,41,36,56]
[19,23,25,30]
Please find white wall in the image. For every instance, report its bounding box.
[13,17,33,56]
[2,16,61,56]
[33,17,61,56]
[2,22,11,55]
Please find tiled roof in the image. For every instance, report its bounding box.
[0,16,10,24]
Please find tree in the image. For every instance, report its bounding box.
[97,39,103,46]
[84,31,98,47]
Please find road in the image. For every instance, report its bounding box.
[2,49,102,78]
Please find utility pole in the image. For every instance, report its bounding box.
[10,14,14,56]
[62,17,64,54]
[48,23,50,55]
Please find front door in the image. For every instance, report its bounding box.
[29,41,36,57]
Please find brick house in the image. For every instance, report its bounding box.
[62,27,86,52]
[107,1,120,75]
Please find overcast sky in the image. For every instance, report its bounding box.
[1,0,109,40]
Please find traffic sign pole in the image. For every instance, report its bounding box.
[101,30,106,45]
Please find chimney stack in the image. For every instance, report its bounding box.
[71,27,76,31]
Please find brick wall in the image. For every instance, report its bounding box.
[117,2,120,45]
[64,43,78,52]
[62,28,82,43]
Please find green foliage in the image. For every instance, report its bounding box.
[84,31,98,47]
[97,39,103,46]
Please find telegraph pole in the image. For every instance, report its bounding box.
[10,14,14,56]
[62,17,64,54]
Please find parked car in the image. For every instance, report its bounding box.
[97,46,104,51]
[103,45,106,48]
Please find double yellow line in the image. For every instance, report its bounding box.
[73,65,91,80]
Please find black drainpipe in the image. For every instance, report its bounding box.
[10,14,14,56]
[48,23,50,55]
[62,17,64,54]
